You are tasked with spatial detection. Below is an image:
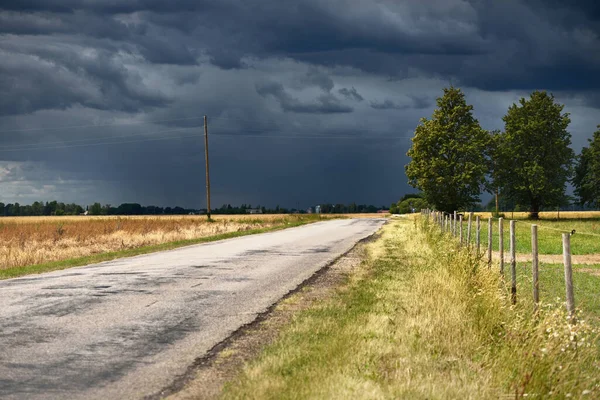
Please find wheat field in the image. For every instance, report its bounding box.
[0,214,331,270]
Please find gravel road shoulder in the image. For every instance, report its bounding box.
[162,236,376,400]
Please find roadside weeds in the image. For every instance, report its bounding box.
[214,218,600,399]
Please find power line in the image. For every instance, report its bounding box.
[0,132,205,152]
[0,116,205,134]
[0,127,199,150]
[0,127,411,152]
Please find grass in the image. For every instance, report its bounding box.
[221,217,600,399]
[0,214,332,279]
[455,217,600,255]
[475,211,600,220]
[511,262,600,323]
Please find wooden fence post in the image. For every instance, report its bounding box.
[476,216,481,256]
[487,217,492,268]
[453,211,457,237]
[562,233,576,322]
[459,215,463,245]
[467,212,473,246]
[499,217,504,275]
[510,220,517,305]
[532,224,539,313]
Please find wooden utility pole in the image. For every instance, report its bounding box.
[204,115,211,219]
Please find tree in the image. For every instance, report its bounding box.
[89,202,103,215]
[495,91,574,219]
[405,87,489,212]
[573,125,600,208]
[397,197,428,214]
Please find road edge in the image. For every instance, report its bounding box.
[147,223,386,400]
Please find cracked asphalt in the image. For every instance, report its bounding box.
[0,218,385,399]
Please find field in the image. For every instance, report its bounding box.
[450,214,600,256]
[474,210,600,220]
[0,214,351,277]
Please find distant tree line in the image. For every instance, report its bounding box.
[0,201,387,217]
[405,87,600,219]
[0,201,85,216]
[212,203,385,214]
[0,201,201,217]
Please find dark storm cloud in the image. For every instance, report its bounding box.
[256,81,353,114]
[338,87,364,102]
[1,0,599,208]
[371,100,407,111]
[371,96,431,111]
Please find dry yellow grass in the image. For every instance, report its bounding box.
[223,218,600,399]
[0,214,330,270]
[475,210,600,219]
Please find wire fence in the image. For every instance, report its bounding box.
[421,209,600,321]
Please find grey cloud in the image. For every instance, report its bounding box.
[298,69,334,92]
[370,96,430,110]
[1,0,599,209]
[256,81,352,114]
[371,100,408,110]
[0,38,170,115]
[338,87,364,102]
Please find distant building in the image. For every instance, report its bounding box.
[247,208,263,214]
[377,209,389,214]
[307,207,314,214]
[315,205,321,214]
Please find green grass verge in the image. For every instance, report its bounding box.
[222,218,600,399]
[511,262,600,322]
[459,218,600,255]
[0,218,320,280]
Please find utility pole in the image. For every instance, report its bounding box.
[204,115,211,219]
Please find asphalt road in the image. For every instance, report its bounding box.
[0,218,385,399]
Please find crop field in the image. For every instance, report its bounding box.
[0,214,343,273]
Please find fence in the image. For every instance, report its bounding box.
[421,208,582,322]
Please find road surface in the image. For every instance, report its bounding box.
[0,218,385,399]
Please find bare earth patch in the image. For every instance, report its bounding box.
[159,241,372,400]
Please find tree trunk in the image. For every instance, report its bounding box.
[530,201,540,220]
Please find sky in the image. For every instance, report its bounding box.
[1,0,599,209]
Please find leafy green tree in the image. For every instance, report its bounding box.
[89,202,103,215]
[573,125,600,207]
[397,197,428,214]
[495,91,574,219]
[405,87,489,212]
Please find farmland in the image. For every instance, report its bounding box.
[448,212,600,255]
[0,214,348,277]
